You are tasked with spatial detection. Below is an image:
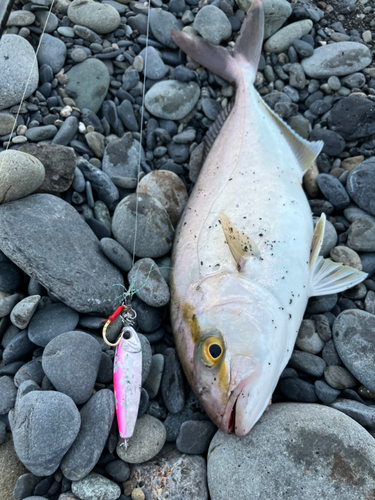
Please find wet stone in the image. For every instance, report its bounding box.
[333,310,375,393]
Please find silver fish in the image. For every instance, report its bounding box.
[170,0,366,436]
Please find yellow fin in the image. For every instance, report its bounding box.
[219,213,260,271]
[310,213,326,269]
[257,93,323,173]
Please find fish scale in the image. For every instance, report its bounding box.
[170,0,367,437]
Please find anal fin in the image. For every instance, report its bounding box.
[220,213,261,272]
[309,214,367,296]
[204,101,234,160]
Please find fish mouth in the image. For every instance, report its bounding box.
[220,373,253,434]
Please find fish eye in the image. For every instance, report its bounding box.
[209,343,222,359]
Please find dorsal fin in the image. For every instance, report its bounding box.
[220,213,261,272]
[204,101,234,160]
[257,93,323,174]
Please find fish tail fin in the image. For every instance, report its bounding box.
[171,0,264,85]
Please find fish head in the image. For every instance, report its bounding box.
[178,272,287,436]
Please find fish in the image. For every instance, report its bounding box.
[113,325,142,443]
[169,0,367,437]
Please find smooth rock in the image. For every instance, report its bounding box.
[0,35,39,111]
[0,375,17,414]
[346,159,375,216]
[278,377,317,402]
[61,389,115,481]
[66,59,110,114]
[236,0,292,39]
[139,47,166,79]
[288,350,326,377]
[0,150,45,204]
[315,380,340,404]
[330,399,375,429]
[68,0,120,34]
[6,11,35,26]
[128,258,170,307]
[333,310,375,392]
[161,348,185,414]
[19,143,76,193]
[37,34,66,74]
[0,262,23,294]
[100,238,132,272]
[0,113,16,136]
[310,129,345,157]
[347,218,375,252]
[145,80,200,120]
[34,10,58,33]
[208,403,375,499]
[102,133,143,179]
[324,365,357,390]
[105,459,130,483]
[2,332,35,365]
[193,5,232,44]
[328,96,375,140]
[117,100,139,132]
[301,42,372,78]
[71,472,121,500]
[116,414,166,464]
[10,295,40,330]
[264,20,313,53]
[316,173,350,209]
[42,331,102,404]
[14,358,44,388]
[130,446,208,500]
[138,170,188,227]
[28,303,78,347]
[149,8,180,49]
[143,354,164,399]
[177,420,217,455]
[10,391,80,476]
[52,116,79,146]
[295,319,324,354]
[77,157,119,210]
[330,246,362,271]
[306,294,338,314]
[112,193,174,258]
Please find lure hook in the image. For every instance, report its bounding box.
[102,305,137,346]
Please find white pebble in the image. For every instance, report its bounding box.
[60,106,73,118]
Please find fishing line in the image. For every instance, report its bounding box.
[0,0,56,171]
[131,0,151,268]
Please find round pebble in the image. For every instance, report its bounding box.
[324,365,357,390]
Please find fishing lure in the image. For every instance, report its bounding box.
[103,306,142,445]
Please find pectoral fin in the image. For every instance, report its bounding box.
[309,214,367,296]
[220,213,261,271]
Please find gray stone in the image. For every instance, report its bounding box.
[68,0,120,34]
[102,133,143,179]
[0,150,45,204]
[313,217,338,258]
[2,332,35,365]
[130,446,208,500]
[341,73,366,89]
[145,80,200,120]
[177,420,217,455]
[34,10,58,33]
[288,350,326,377]
[0,195,124,315]
[315,380,340,404]
[287,115,311,139]
[328,97,375,141]
[71,472,121,500]
[12,472,41,500]
[306,294,338,314]
[316,173,350,209]
[143,353,164,399]
[139,47,167,79]
[344,206,375,225]
[295,319,325,354]
[293,39,313,58]
[19,143,76,193]
[346,159,375,216]
[330,246,362,271]
[28,302,79,347]
[0,376,17,414]
[37,34,66,74]
[66,59,110,114]
[117,100,138,132]
[105,459,130,483]
[333,310,375,392]
[149,8,180,49]
[25,125,57,142]
[138,333,152,384]
[278,377,317,402]
[347,218,375,252]
[330,398,375,429]
[301,42,372,78]
[0,434,28,500]
[236,0,292,39]
[52,116,79,146]
[0,35,39,111]
[14,358,44,388]
[85,132,105,159]
[288,63,306,90]
[322,339,341,366]
[264,20,313,53]
[0,113,16,136]
[128,258,170,307]
[193,5,232,44]
[324,365,357,390]
[208,403,375,499]
[77,157,119,210]
[61,389,115,481]
[0,293,21,318]
[42,331,102,404]
[10,391,80,476]
[311,130,346,157]
[10,295,40,330]
[112,193,174,258]
[116,414,166,463]
[100,238,132,272]
[6,10,35,26]
[161,348,185,414]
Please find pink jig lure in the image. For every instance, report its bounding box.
[113,325,142,443]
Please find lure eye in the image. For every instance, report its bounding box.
[209,343,222,359]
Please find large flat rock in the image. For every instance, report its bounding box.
[208,403,375,500]
[0,194,123,315]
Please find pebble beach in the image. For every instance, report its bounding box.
[1,0,375,498]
